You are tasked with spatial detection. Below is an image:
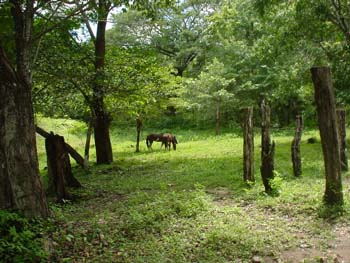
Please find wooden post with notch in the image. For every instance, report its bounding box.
[291,115,303,177]
[260,100,275,194]
[336,107,348,172]
[243,107,255,183]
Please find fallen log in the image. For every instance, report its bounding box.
[36,125,85,168]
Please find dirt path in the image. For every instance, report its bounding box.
[207,185,350,263]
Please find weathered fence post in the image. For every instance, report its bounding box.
[46,133,81,203]
[84,119,94,171]
[336,107,348,172]
[136,117,142,153]
[311,67,343,206]
[260,100,275,193]
[291,115,303,177]
[243,107,255,183]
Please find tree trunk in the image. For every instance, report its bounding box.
[93,1,113,164]
[136,117,142,153]
[242,107,255,183]
[215,102,220,135]
[0,2,49,218]
[336,108,348,171]
[311,67,343,206]
[260,100,275,194]
[291,115,303,177]
[84,119,93,171]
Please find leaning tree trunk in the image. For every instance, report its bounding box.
[242,107,255,183]
[0,2,49,218]
[291,115,303,177]
[260,100,275,194]
[311,67,343,206]
[336,108,348,171]
[92,2,113,164]
[36,126,85,169]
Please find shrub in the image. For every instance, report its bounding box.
[0,211,47,262]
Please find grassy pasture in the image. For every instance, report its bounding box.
[36,117,350,263]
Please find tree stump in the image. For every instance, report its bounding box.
[336,108,348,172]
[260,100,275,194]
[311,67,343,206]
[46,133,81,203]
[291,115,303,177]
[242,107,255,183]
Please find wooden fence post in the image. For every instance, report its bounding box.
[243,107,255,182]
[311,67,343,206]
[336,107,348,172]
[291,115,303,177]
[260,100,275,193]
[136,117,142,153]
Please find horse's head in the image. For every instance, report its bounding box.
[172,136,177,150]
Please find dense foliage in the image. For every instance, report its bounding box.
[0,211,47,262]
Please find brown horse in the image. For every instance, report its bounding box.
[146,133,178,150]
[161,133,178,151]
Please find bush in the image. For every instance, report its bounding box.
[0,211,47,262]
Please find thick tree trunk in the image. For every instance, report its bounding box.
[242,107,255,182]
[260,100,275,194]
[291,115,303,177]
[336,108,348,171]
[311,67,343,206]
[0,2,49,218]
[136,117,142,153]
[93,2,113,164]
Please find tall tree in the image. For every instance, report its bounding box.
[0,1,48,217]
[0,0,90,217]
[86,0,114,164]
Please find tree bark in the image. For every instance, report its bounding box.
[260,100,275,194]
[242,107,255,182]
[311,67,343,206]
[291,115,303,177]
[0,1,49,218]
[336,108,348,171]
[136,117,142,153]
[92,0,113,164]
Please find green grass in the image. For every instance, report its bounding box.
[36,117,350,263]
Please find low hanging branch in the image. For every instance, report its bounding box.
[36,125,85,168]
